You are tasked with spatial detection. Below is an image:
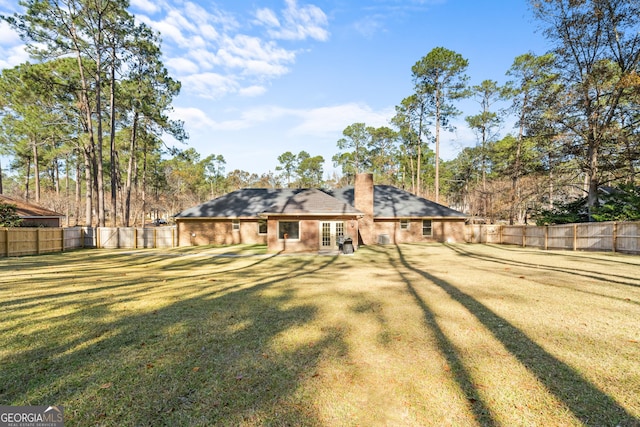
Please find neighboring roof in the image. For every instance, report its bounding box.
[331,185,466,218]
[263,188,362,216]
[175,185,467,219]
[0,195,65,218]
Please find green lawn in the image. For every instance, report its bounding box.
[1,244,639,426]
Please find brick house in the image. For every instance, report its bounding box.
[174,174,467,253]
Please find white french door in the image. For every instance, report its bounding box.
[320,221,345,249]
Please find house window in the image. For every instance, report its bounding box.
[400,219,409,230]
[422,220,432,236]
[278,221,300,239]
[258,219,267,235]
[232,220,240,231]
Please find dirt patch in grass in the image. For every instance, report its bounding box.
[1,244,639,426]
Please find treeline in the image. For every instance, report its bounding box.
[332,0,640,224]
[1,0,185,227]
[1,0,640,226]
[0,1,341,226]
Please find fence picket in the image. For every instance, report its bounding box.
[0,226,176,257]
[467,221,640,254]
[2,222,639,257]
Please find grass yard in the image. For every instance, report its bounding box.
[1,243,639,426]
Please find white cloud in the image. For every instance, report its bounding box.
[254,8,280,28]
[130,0,161,15]
[135,1,330,100]
[198,23,219,40]
[179,48,215,71]
[352,16,386,38]
[171,107,214,128]
[0,21,20,44]
[217,35,294,76]
[181,72,239,99]
[0,44,29,70]
[290,103,394,136]
[161,9,202,47]
[138,3,230,49]
[237,105,291,123]
[166,57,200,74]
[0,21,28,69]
[260,0,329,41]
[176,102,394,137]
[138,14,190,47]
[239,85,267,97]
[172,106,252,131]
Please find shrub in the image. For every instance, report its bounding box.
[0,202,23,227]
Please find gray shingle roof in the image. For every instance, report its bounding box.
[175,189,296,218]
[330,185,466,218]
[175,185,466,219]
[263,188,362,215]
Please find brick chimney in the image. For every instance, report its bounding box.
[355,173,375,245]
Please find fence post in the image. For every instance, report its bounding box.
[612,222,617,253]
[36,228,41,255]
[522,225,526,248]
[4,228,9,257]
[61,228,65,252]
[573,224,578,251]
[544,225,548,250]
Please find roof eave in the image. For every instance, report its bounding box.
[175,216,260,220]
[375,216,467,220]
[260,212,364,218]
[19,215,65,219]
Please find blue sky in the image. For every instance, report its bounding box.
[0,0,550,177]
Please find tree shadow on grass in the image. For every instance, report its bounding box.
[446,243,640,288]
[0,254,343,426]
[485,243,640,267]
[0,250,282,319]
[366,245,498,426]
[393,244,639,427]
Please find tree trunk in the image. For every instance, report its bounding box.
[124,112,139,227]
[65,156,70,227]
[68,15,98,226]
[109,45,118,226]
[83,148,93,227]
[624,137,636,184]
[24,156,31,202]
[548,151,554,210]
[510,112,526,225]
[95,51,106,227]
[75,158,81,226]
[434,93,441,203]
[54,158,60,196]
[142,137,148,227]
[586,140,599,221]
[33,143,40,203]
[417,103,424,197]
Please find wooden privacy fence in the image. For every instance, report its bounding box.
[96,227,176,249]
[466,221,640,254]
[0,226,177,257]
[4,223,638,257]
